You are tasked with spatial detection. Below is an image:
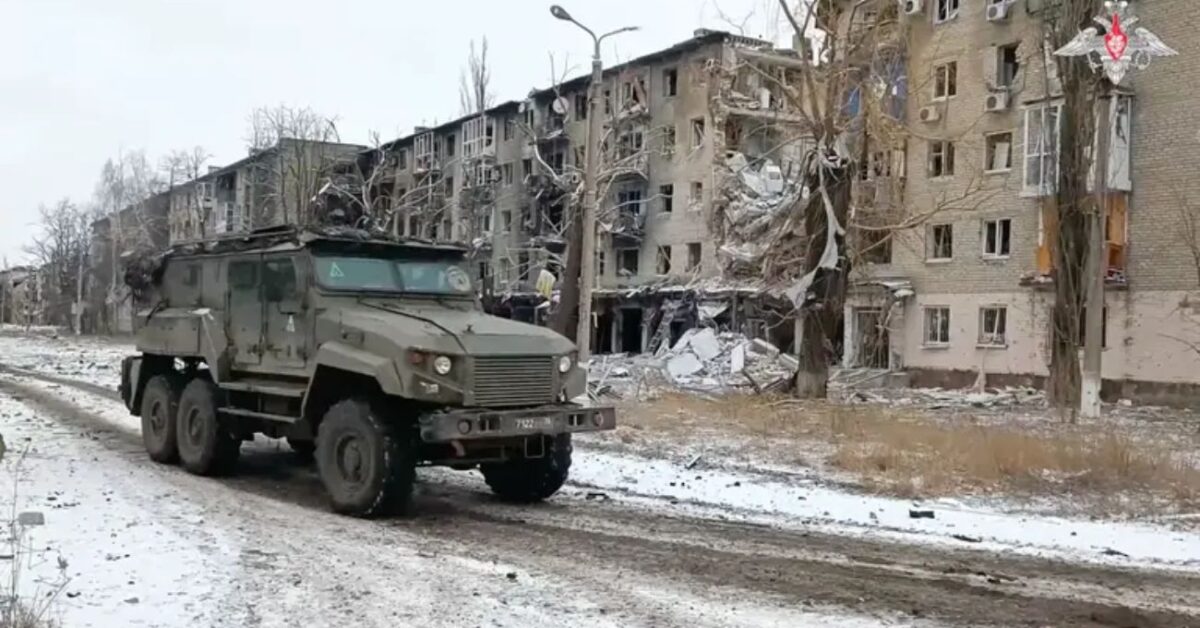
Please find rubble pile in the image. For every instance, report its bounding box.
[836,385,1046,410]
[587,328,797,399]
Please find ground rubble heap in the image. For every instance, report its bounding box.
[587,328,798,398]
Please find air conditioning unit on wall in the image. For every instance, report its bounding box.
[985,92,1010,112]
[986,2,1011,21]
[918,106,941,123]
[903,0,924,16]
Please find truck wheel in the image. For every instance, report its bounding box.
[316,399,416,517]
[140,375,182,464]
[481,434,572,503]
[176,378,240,476]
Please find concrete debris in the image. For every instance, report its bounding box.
[834,381,1046,410]
[588,331,797,396]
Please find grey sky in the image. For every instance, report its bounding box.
[0,0,786,263]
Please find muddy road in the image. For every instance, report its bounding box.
[2,368,1198,627]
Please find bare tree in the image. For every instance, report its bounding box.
[459,38,496,116]
[28,199,91,332]
[244,105,352,229]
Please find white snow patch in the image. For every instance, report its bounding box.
[570,448,1200,571]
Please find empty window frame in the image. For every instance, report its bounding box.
[928,223,953,260]
[985,132,1013,172]
[656,246,672,275]
[618,248,639,275]
[686,243,702,271]
[978,306,1008,346]
[660,184,674,213]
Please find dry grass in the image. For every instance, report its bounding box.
[614,393,1200,510]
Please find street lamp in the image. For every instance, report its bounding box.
[549,4,637,365]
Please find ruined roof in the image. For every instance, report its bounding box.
[374,29,791,153]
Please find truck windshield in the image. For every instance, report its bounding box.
[313,256,473,296]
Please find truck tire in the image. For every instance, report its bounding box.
[140,375,182,464]
[176,378,240,476]
[481,434,572,503]
[316,399,416,517]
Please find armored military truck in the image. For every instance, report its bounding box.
[118,228,615,517]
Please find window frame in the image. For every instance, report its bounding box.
[1022,101,1064,197]
[928,140,956,178]
[660,184,674,213]
[923,306,952,347]
[927,223,954,261]
[934,0,960,24]
[984,131,1014,173]
[982,218,1013,259]
[978,306,1008,347]
[663,68,679,97]
[932,61,958,100]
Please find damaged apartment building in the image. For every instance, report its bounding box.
[841,0,1200,404]
[372,29,810,354]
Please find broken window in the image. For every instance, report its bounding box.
[982,218,1012,258]
[664,68,678,97]
[522,159,533,179]
[524,106,535,128]
[934,0,959,24]
[446,134,456,158]
[662,125,676,156]
[928,223,953,260]
[396,187,408,203]
[598,251,606,276]
[574,93,588,120]
[923,307,951,345]
[502,163,514,186]
[687,243,702,271]
[504,118,515,141]
[691,117,706,148]
[517,252,531,281]
[1023,102,1061,196]
[933,62,957,99]
[444,176,455,195]
[861,229,892,264]
[618,248,640,276]
[656,246,672,275]
[979,306,1008,346]
[618,131,644,159]
[660,184,674,213]
[928,140,955,178]
[997,44,1019,88]
[501,210,512,232]
[397,148,408,170]
[617,188,644,216]
[548,151,565,174]
[604,90,612,115]
[985,132,1013,172]
[690,181,704,206]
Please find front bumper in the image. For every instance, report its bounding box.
[417,404,617,443]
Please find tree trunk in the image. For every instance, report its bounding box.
[793,160,852,398]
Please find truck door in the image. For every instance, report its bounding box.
[263,254,307,370]
[227,256,263,366]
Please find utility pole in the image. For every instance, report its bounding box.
[1054,2,1175,419]
[549,4,637,365]
[1080,90,1112,419]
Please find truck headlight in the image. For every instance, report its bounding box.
[433,355,453,375]
[558,355,573,373]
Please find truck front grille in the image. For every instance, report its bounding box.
[473,356,556,407]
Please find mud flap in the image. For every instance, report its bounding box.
[121,356,142,414]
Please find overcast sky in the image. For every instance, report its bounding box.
[0,0,787,264]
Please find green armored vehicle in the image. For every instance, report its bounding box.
[119,228,615,516]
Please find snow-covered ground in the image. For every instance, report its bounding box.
[1,330,1199,625]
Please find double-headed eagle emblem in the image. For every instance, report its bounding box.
[1054,1,1176,85]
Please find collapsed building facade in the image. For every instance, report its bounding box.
[368,30,810,351]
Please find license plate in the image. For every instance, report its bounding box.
[514,416,555,431]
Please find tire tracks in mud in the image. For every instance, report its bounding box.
[2,368,1200,627]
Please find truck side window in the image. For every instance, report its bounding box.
[263,259,297,302]
[228,261,257,291]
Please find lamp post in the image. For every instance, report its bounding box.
[550,5,637,365]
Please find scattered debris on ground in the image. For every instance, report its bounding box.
[587,329,797,399]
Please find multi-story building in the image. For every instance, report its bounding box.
[845,0,1200,403]
[168,138,365,243]
[373,29,807,352]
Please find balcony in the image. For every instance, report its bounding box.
[608,208,645,248]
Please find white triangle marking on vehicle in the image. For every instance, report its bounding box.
[286,315,295,333]
[329,262,345,278]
